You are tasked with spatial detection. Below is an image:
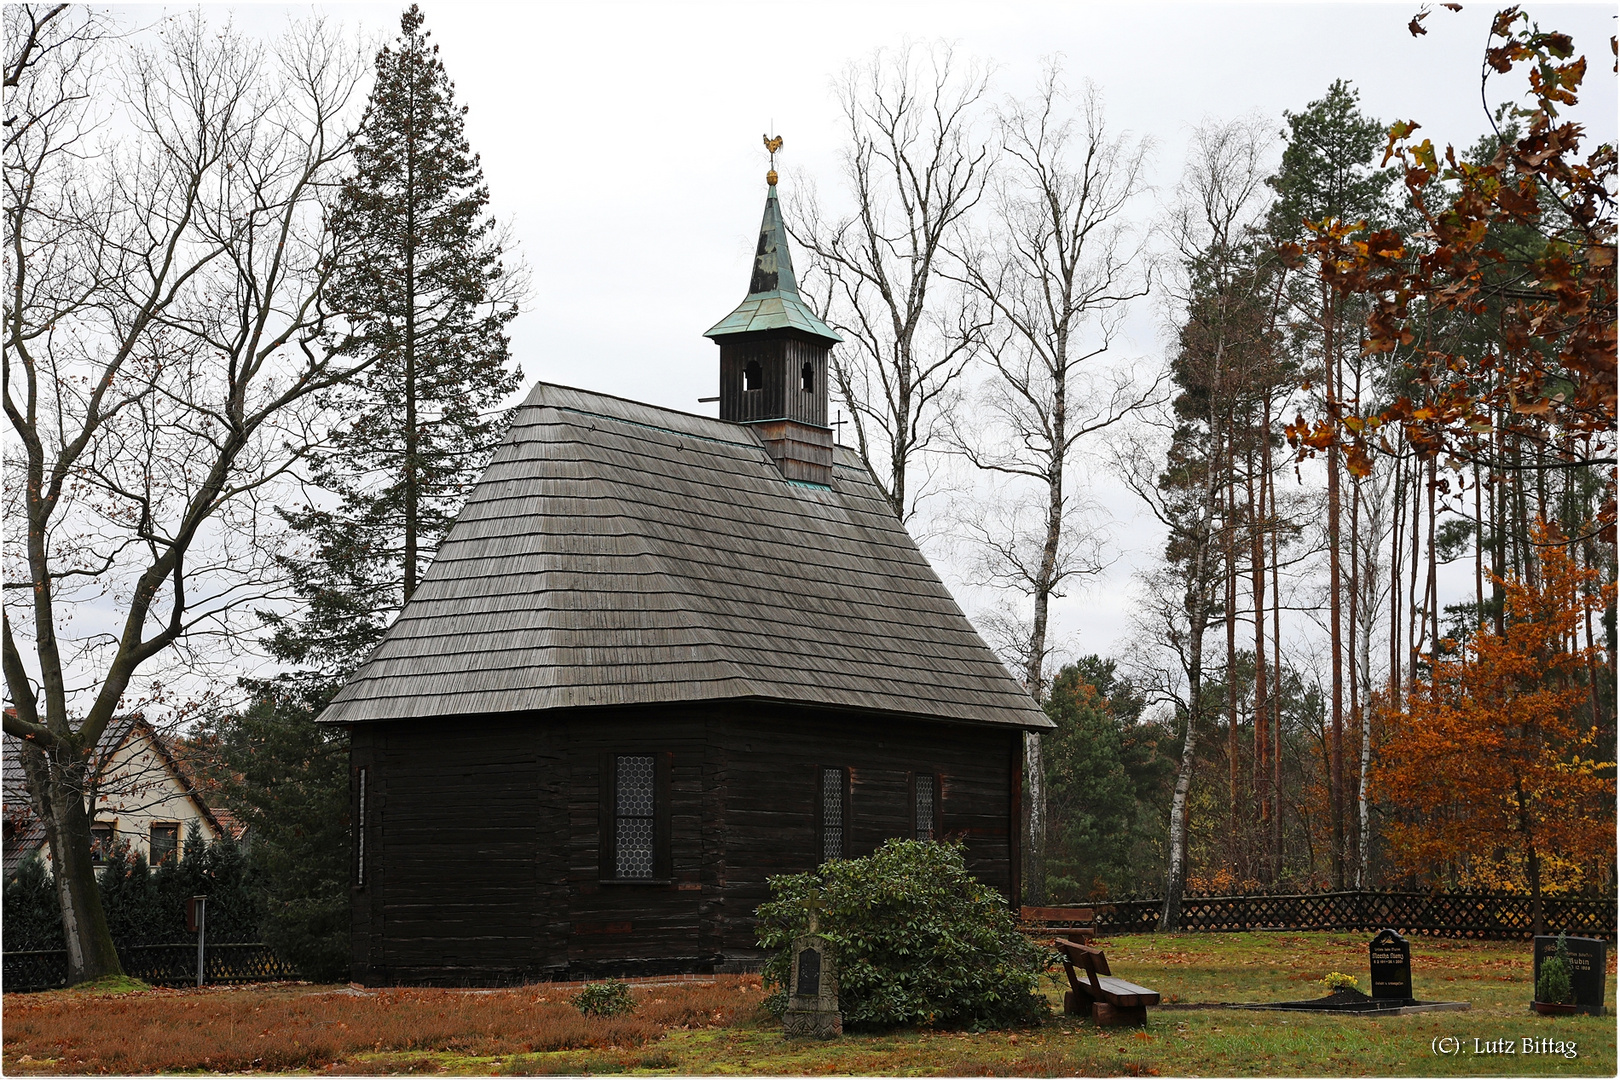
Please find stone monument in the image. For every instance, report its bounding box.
[1368,928,1413,1001]
[783,933,842,1038]
[1533,936,1607,1015]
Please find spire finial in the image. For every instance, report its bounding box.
[763,133,783,186]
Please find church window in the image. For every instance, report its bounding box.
[801,361,814,393]
[355,766,368,888]
[912,773,938,840]
[819,767,847,863]
[600,752,671,881]
[744,360,762,391]
[615,755,655,878]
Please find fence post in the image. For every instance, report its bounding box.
[187,896,207,988]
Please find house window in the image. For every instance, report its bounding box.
[801,361,814,392]
[355,766,367,889]
[149,823,179,866]
[90,824,113,864]
[599,752,671,881]
[913,773,937,840]
[744,360,762,391]
[819,767,847,863]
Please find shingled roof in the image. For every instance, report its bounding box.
[319,382,1050,729]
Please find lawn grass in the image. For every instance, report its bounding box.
[3,933,1613,1076]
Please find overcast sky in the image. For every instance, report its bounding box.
[119,1,1620,681]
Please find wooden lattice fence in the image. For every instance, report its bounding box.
[1093,890,1617,940]
[3,943,298,993]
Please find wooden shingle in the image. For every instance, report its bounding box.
[319,382,1051,730]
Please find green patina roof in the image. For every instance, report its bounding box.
[705,183,841,345]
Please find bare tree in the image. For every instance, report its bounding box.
[790,43,991,522]
[3,7,366,981]
[950,68,1155,903]
[1123,116,1273,929]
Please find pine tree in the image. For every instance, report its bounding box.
[232,6,522,978]
[267,3,523,674]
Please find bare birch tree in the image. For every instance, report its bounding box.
[790,43,991,522]
[951,68,1155,903]
[3,8,366,981]
[1125,116,1273,929]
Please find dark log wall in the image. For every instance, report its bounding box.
[350,704,1021,984]
[350,717,567,985]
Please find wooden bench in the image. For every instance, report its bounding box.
[1019,905,1095,942]
[1053,937,1161,1027]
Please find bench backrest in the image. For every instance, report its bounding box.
[1053,937,1112,979]
[1021,905,1096,923]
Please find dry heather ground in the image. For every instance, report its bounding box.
[3,935,1615,1076]
[2,976,761,1074]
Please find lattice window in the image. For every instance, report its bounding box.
[914,773,935,840]
[355,767,367,889]
[821,767,844,862]
[616,755,656,879]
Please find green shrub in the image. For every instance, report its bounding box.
[755,839,1050,1030]
[571,980,635,1017]
[1536,934,1575,1005]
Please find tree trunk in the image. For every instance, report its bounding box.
[1323,290,1346,889]
[1023,732,1045,905]
[1161,675,1201,931]
[1017,359,1069,906]
[1347,473,1361,884]
[1226,457,1239,856]
[1249,436,1268,877]
[1163,501,1215,929]
[1425,458,1439,654]
[1265,391,1284,882]
[19,742,122,983]
[1389,449,1404,701]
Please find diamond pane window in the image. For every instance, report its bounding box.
[821,767,844,862]
[914,773,935,840]
[615,755,656,879]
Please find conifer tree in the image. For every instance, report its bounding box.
[227,6,523,975]
[267,3,523,675]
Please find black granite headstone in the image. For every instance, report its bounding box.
[796,947,821,997]
[1368,929,1413,1001]
[1533,936,1607,1015]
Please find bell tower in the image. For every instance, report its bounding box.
[704,138,841,486]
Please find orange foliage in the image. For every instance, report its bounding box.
[1373,527,1615,893]
[1284,7,1616,533]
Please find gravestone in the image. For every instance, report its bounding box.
[783,933,841,1038]
[1533,936,1607,1015]
[1368,929,1413,1001]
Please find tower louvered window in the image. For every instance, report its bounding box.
[615,755,656,879]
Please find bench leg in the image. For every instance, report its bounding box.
[1091,1002,1148,1028]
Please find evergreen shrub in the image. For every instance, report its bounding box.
[1536,934,1575,1005]
[756,839,1050,1029]
[2,828,264,952]
[572,981,635,1017]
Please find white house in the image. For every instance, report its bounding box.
[3,714,238,879]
